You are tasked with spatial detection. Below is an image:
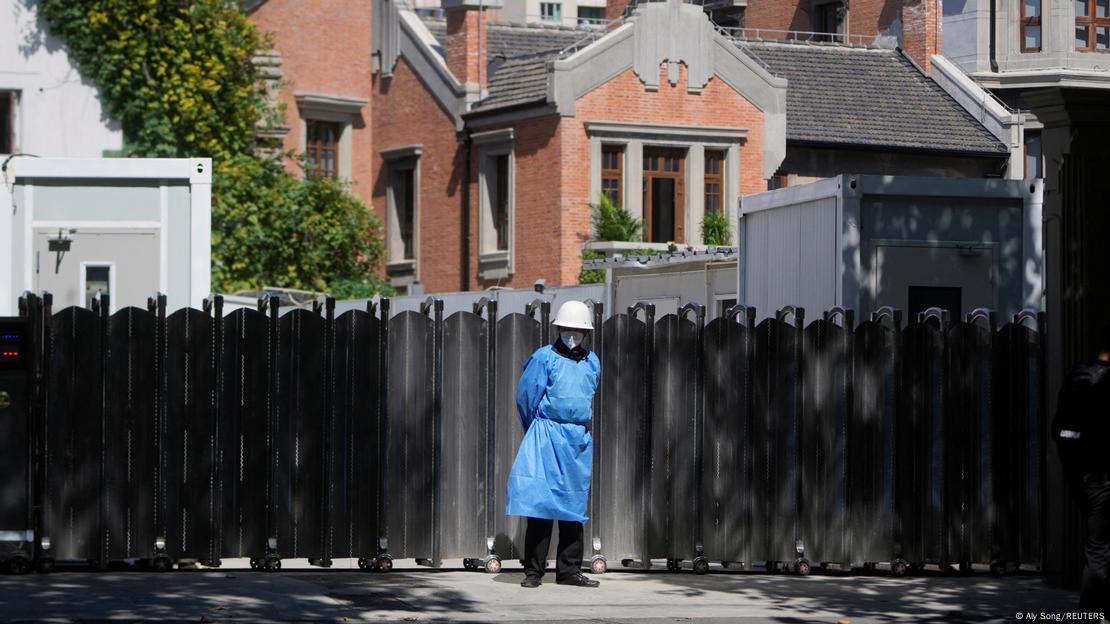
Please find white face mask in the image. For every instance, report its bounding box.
[560,330,586,350]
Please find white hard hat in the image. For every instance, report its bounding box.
[552,300,594,330]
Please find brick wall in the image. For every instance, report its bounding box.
[554,63,766,286]
[445,7,487,89]
[744,0,900,40]
[249,0,375,207]
[372,57,467,294]
[467,116,564,291]
[901,0,942,73]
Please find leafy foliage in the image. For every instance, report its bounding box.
[38,0,389,296]
[578,249,606,285]
[590,194,642,242]
[701,210,732,246]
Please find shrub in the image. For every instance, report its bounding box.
[590,194,642,242]
[701,210,732,246]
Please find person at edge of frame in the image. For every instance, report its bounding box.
[506,300,601,589]
[1053,324,1110,621]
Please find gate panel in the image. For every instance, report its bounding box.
[165,307,218,562]
[751,315,803,567]
[596,314,650,567]
[946,317,995,567]
[648,314,698,561]
[42,307,103,562]
[218,307,272,560]
[701,314,755,565]
[104,306,160,562]
[439,312,488,562]
[386,310,435,560]
[898,320,947,566]
[800,317,851,568]
[993,315,1044,570]
[334,309,383,561]
[849,319,899,566]
[491,313,541,560]
[276,309,327,561]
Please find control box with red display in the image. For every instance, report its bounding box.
[0,319,28,371]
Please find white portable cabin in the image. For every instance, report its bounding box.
[0,157,212,315]
[738,174,1043,322]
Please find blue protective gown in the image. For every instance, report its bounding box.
[506,344,601,522]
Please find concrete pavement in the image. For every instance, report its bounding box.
[0,559,1081,623]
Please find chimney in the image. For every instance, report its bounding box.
[443,0,501,95]
[900,0,943,74]
[606,0,631,22]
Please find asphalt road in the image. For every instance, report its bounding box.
[0,558,1083,623]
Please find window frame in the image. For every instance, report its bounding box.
[305,119,341,178]
[0,90,18,155]
[381,145,423,289]
[540,2,562,22]
[577,5,605,26]
[1075,0,1110,52]
[704,150,725,216]
[1021,0,1043,53]
[294,93,367,181]
[601,144,624,208]
[812,0,846,43]
[474,128,515,281]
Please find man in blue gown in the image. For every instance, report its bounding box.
[507,300,601,588]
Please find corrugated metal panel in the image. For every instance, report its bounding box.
[743,195,839,317]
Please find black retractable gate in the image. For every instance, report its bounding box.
[751,308,804,572]
[42,305,105,565]
[700,305,756,569]
[799,310,853,572]
[439,309,490,565]
[164,301,219,565]
[848,310,900,571]
[11,294,1046,577]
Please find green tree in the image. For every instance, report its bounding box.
[38,0,390,297]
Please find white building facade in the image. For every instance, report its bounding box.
[1,0,122,160]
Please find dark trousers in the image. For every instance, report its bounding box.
[523,517,583,581]
[1080,474,1110,614]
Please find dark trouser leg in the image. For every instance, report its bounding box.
[524,517,554,579]
[1079,476,1110,614]
[555,520,584,581]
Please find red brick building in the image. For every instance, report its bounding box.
[251,0,1012,294]
[246,0,375,207]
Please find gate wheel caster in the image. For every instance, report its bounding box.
[620,558,634,568]
[890,559,908,577]
[375,556,393,573]
[152,556,172,573]
[793,559,811,576]
[989,560,1005,577]
[8,556,31,575]
[483,556,501,574]
[590,557,607,574]
[250,558,259,570]
[463,558,480,571]
[262,556,281,572]
[35,558,54,574]
[665,559,677,572]
[692,557,710,575]
[357,558,367,570]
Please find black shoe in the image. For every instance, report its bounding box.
[520,576,542,588]
[556,573,599,588]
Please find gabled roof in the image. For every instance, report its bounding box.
[419,16,596,113]
[737,41,1008,156]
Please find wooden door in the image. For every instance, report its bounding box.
[642,148,686,243]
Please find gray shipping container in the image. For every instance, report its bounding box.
[738,175,1044,321]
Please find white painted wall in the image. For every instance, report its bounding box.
[499,0,607,27]
[0,0,122,158]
